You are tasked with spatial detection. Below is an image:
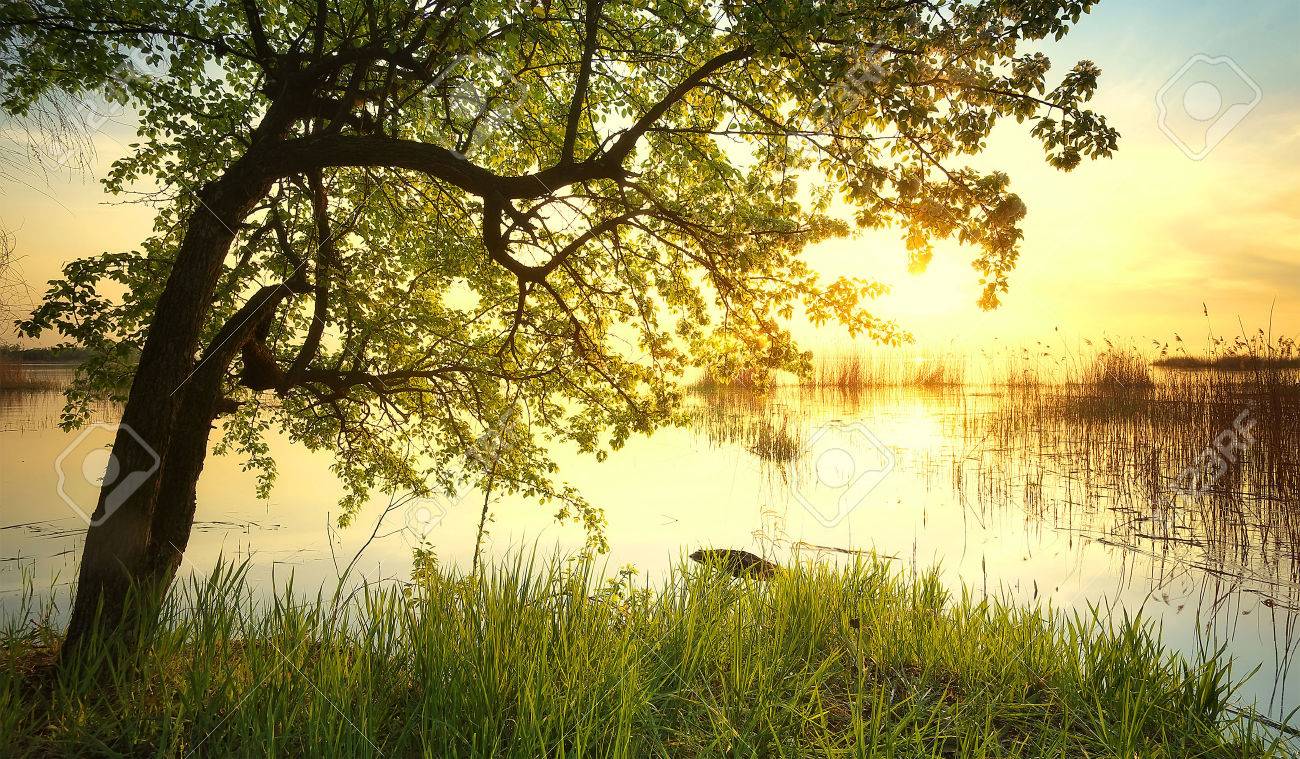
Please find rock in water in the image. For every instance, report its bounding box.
[689,549,780,580]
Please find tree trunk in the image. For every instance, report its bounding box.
[145,285,301,583]
[140,379,224,584]
[62,164,277,653]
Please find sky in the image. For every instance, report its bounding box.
[2,0,1298,354]
[800,0,1300,353]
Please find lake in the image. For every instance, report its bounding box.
[1,365,1297,726]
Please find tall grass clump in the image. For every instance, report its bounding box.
[1074,346,1154,391]
[1156,331,1300,371]
[691,390,803,462]
[690,365,776,392]
[1155,330,1300,417]
[808,351,964,390]
[0,353,21,387]
[975,353,1300,567]
[981,343,1070,387]
[2,558,1288,757]
[0,347,69,392]
[0,354,59,392]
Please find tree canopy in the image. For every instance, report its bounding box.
[2,0,1117,548]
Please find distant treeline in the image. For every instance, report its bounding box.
[1153,355,1300,371]
[0,344,91,363]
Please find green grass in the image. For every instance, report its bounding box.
[1,557,1289,757]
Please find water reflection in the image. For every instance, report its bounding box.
[1,369,1297,724]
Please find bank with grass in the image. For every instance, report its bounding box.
[1,558,1290,757]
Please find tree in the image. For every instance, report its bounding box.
[1,0,1117,650]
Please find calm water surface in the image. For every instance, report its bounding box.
[1,367,1297,726]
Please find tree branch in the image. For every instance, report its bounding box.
[603,46,754,164]
[562,0,602,163]
[286,170,336,384]
[240,0,274,64]
[261,134,623,199]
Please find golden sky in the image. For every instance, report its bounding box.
[2,0,1297,353]
[800,0,1300,352]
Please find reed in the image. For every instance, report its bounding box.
[1072,346,1154,391]
[1156,332,1300,371]
[690,366,775,392]
[687,342,1300,598]
[973,363,1300,572]
[0,353,61,392]
[2,557,1287,757]
[0,354,21,388]
[806,351,965,390]
[691,389,804,462]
